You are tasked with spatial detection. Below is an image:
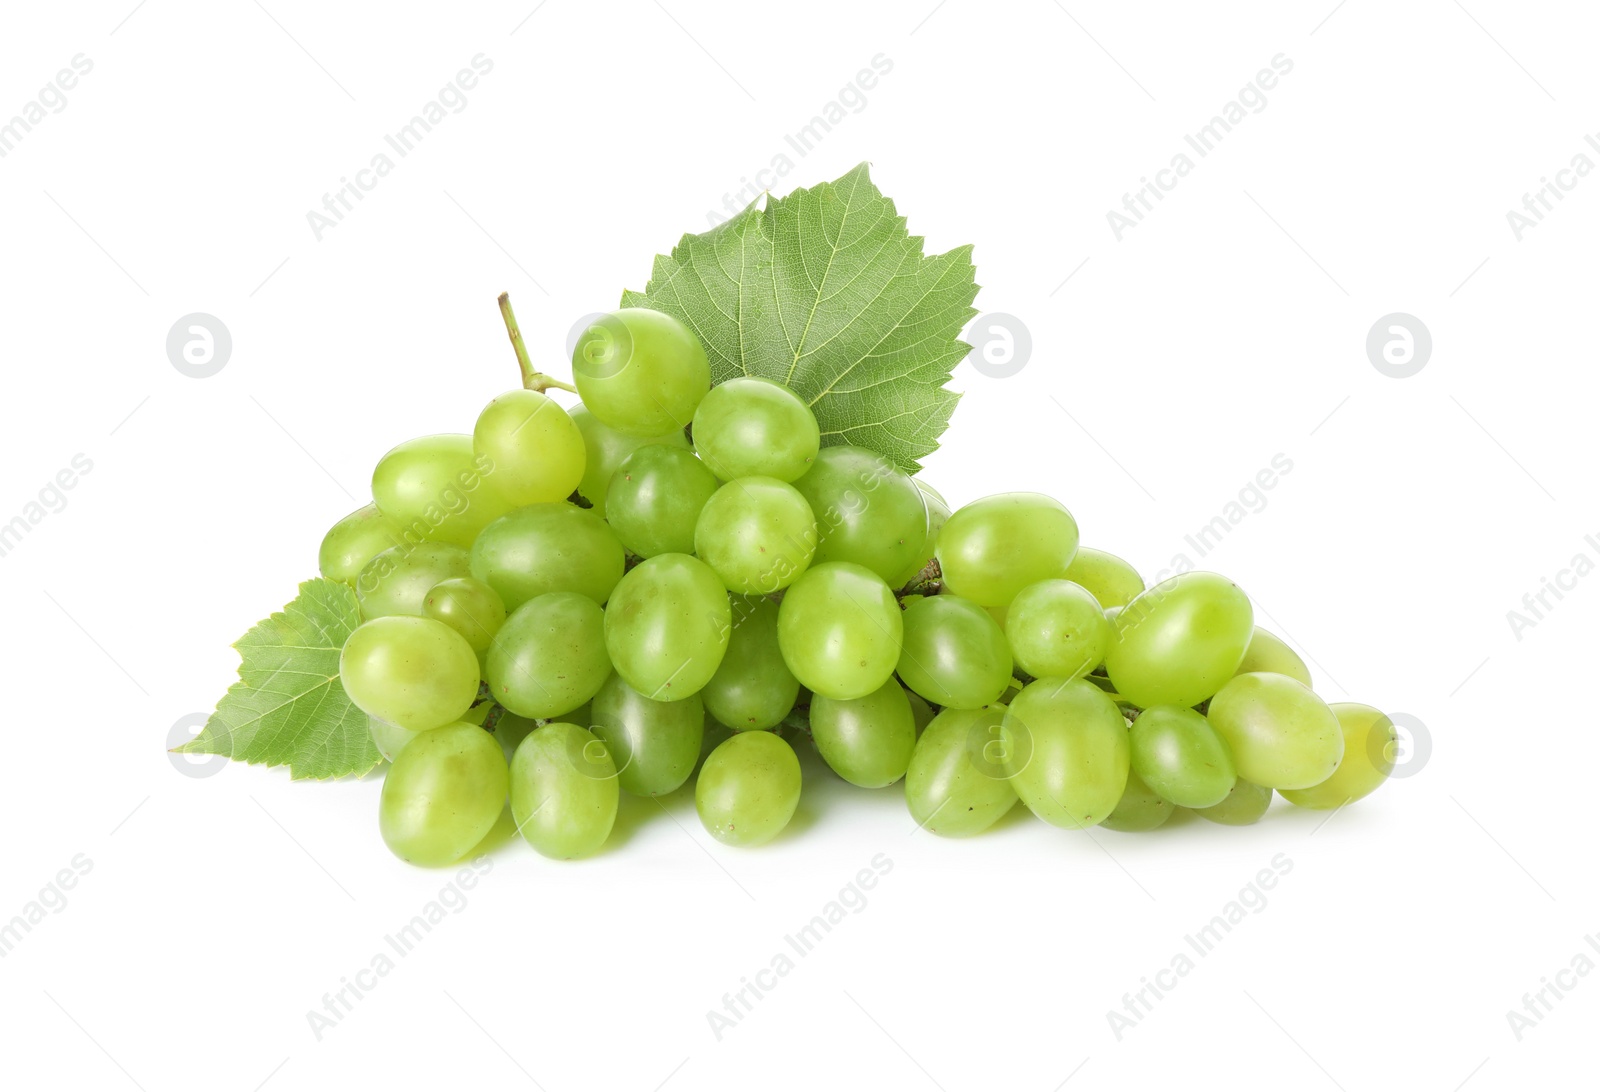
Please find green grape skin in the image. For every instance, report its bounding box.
[904,688,936,737]
[487,593,612,719]
[604,553,732,700]
[1128,705,1237,808]
[423,576,507,655]
[699,714,736,763]
[1001,678,1130,829]
[691,376,821,482]
[1100,769,1176,832]
[588,672,705,796]
[1104,571,1253,708]
[509,722,618,859]
[1193,779,1273,825]
[776,562,903,701]
[371,434,510,549]
[1063,547,1145,609]
[936,493,1080,607]
[1206,672,1344,790]
[571,308,711,436]
[1003,579,1111,680]
[368,715,421,763]
[695,730,802,847]
[570,405,689,508]
[380,722,508,866]
[356,543,471,620]
[693,477,817,594]
[605,445,720,558]
[491,710,540,761]
[1234,626,1312,688]
[469,502,625,611]
[700,597,799,730]
[472,389,586,506]
[319,504,405,585]
[810,678,917,788]
[904,707,1018,837]
[341,616,480,731]
[1279,703,1398,809]
[896,595,1012,710]
[889,480,952,588]
[793,446,927,585]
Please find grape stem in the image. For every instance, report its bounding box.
[498,292,578,395]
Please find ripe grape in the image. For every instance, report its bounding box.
[355,543,471,620]
[1279,703,1397,809]
[793,445,927,585]
[810,678,917,788]
[693,477,817,593]
[588,672,705,796]
[380,722,508,866]
[368,715,420,763]
[1001,678,1130,829]
[570,404,689,508]
[936,493,1079,607]
[487,592,611,719]
[889,480,951,588]
[472,389,586,506]
[510,722,618,859]
[700,596,800,730]
[1003,579,1110,680]
[1099,768,1175,832]
[1128,705,1236,808]
[896,595,1012,710]
[695,730,802,847]
[604,553,732,700]
[341,616,480,731]
[423,576,507,655]
[904,706,1018,837]
[605,444,720,557]
[371,434,509,548]
[1206,672,1344,790]
[571,308,710,436]
[776,562,902,700]
[1063,547,1145,609]
[691,376,821,481]
[470,502,625,611]
[319,504,404,585]
[1234,626,1312,687]
[1104,571,1253,708]
[1192,779,1273,825]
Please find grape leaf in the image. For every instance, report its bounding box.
[180,578,379,780]
[621,162,978,472]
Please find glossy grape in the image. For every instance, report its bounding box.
[604,553,731,700]
[1063,547,1145,609]
[896,595,1012,710]
[1128,705,1236,808]
[776,562,902,700]
[371,434,509,549]
[1104,571,1253,708]
[890,480,952,588]
[487,592,611,718]
[510,722,618,859]
[605,444,720,557]
[936,493,1079,607]
[423,576,507,655]
[695,730,802,847]
[810,678,917,788]
[1279,703,1397,809]
[1001,678,1129,829]
[570,404,689,508]
[693,477,817,593]
[356,543,471,620]
[571,308,710,436]
[1206,672,1344,790]
[1234,626,1312,687]
[700,596,799,730]
[1003,579,1111,680]
[380,722,507,866]
[588,672,705,796]
[319,504,404,585]
[341,616,480,731]
[470,502,625,611]
[691,376,820,481]
[793,445,927,585]
[473,389,586,507]
[1099,769,1175,832]
[904,707,1018,837]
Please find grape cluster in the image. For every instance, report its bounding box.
[319,306,1398,867]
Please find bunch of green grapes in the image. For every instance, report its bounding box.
[315,302,1397,868]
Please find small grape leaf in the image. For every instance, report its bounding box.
[621,162,978,472]
[179,578,379,780]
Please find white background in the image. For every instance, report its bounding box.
[1,1,1593,1089]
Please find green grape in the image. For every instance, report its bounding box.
[319,504,404,585]
[700,714,736,763]
[1003,579,1111,680]
[904,688,936,737]
[470,502,625,611]
[1063,547,1145,609]
[371,434,510,549]
[1206,672,1344,790]
[1128,705,1236,808]
[936,493,1079,607]
[889,480,952,588]
[380,722,508,866]
[487,592,611,718]
[356,543,471,619]
[570,405,689,508]
[588,672,705,796]
[690,377,821,482]
[810,679,917,788]
[701,596,799,730]
[605,445,720,557]
[904,706,1018,837]
[793,446,927,585]
[695,730,802,847]
[472,389,586,506]
[1193,779,1273,825]
[776,562,903,700]
[368,715,421,763]
[1280,703,1398,809]
[896,595,1012,710]
[1100,769,1175,832]
[491,710,540,761]
[604,553,731,700]
[423,576,507,654]
[509,722,618,859]
[1104,571,1253,708]
[693,477,817,593]
[341,616,480,731]
[1235,626,1312,687]
[571,308,710,436]
[1001,678,1129,829]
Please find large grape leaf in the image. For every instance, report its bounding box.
[179,578,379,780]
[621,163,978,472]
